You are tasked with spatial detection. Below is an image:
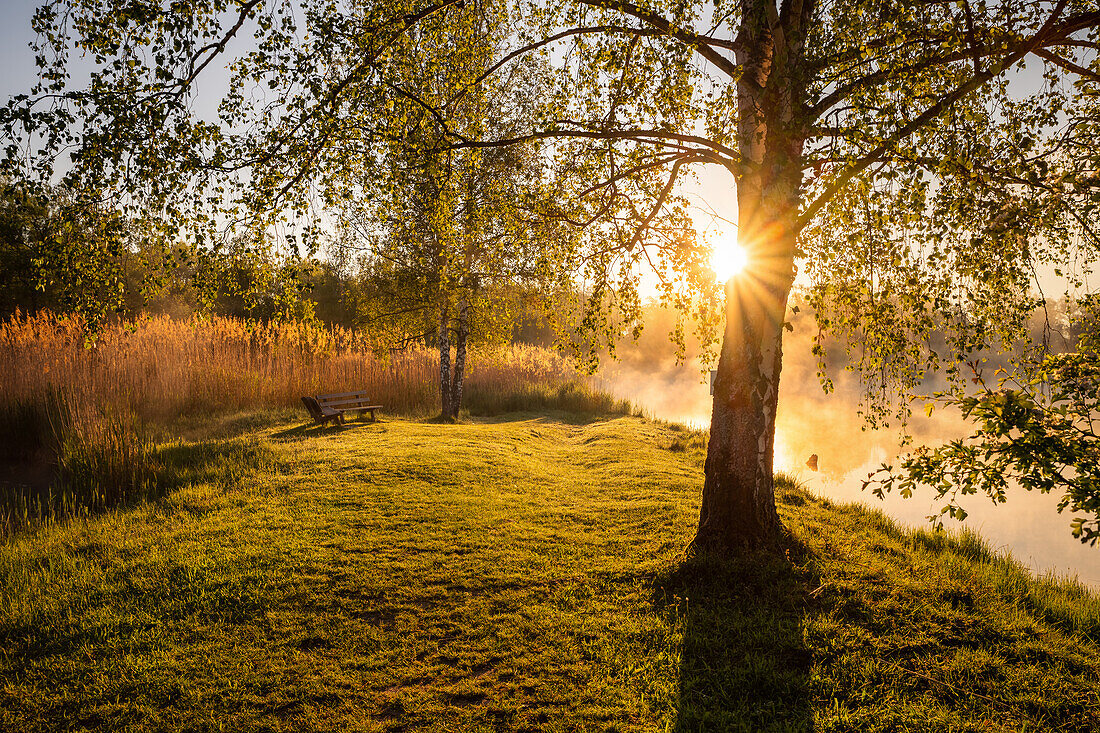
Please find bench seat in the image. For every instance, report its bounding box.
[302,390,382,425]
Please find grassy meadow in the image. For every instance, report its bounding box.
[1,311,1098,731]
[0,414,1098,731]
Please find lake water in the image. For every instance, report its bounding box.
[596,349,1100,589]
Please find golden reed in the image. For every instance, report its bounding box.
[0,310,582,422]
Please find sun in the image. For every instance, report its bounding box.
[710,236,749,281]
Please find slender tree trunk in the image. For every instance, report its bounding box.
[451,149,478,421]
[438,300,452,419]
[449,292,470,420]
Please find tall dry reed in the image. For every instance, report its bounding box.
[2,310,607,420]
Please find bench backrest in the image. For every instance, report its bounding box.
[316,391,376,409]
[301,396,326,420]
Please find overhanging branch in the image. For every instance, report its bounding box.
[574,0,741,78]
[808,8,1100,118]
[797,0,1077,232]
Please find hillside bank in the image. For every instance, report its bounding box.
[1,414,1097,731]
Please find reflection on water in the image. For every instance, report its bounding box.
[773,399,1100,589]
[596,344,1100,588]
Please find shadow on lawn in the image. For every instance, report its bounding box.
[655,536,818,732]
[272,418,385,441]
[155,437,277,492]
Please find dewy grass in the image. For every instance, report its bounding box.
[465,379,634,417]
[0,414,1097,732]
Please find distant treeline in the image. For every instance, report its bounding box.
[0,181,556,347]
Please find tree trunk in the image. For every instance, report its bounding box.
[438,300,452,419]
[690,1,809,553]
[695,232,795,552]
[449,292,469,420]
[694,171,801,553]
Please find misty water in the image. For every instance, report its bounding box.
[595,326,1100,589]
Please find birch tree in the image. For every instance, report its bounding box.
[325,0,560,420]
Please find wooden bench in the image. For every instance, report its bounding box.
[301,390,382,426]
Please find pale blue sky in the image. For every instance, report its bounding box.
[0,0,43,102]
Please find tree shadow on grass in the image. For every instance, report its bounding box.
[271,418,385,441]
[154,437,277,492]
[654,535,819,732]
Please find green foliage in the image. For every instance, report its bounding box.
[0,178,320,325]
[189,236,319,321]
[0,181,128,324]
[868,296,1100,544]
[797,0,1100,425]
[326,1,568,360]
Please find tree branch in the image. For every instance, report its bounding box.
[797,0,1075,231]
[448,126,738,163]
[809,9,1100,118]
[574,0,741,78]
[1033,48,1100,83]
[624,157,686,252]
[577,152,695,196]
[174,0,265,102]
[456,21,739,108]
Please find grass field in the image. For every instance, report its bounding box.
[1,412,1098,731]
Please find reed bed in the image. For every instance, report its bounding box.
[0,310,602,420]
[0,310,626,530]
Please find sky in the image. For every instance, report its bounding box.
[0,1,41,102]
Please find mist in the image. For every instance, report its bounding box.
[594,310,1100,588]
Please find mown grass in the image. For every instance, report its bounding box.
[0,414,1097,731]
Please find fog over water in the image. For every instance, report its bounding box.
[594,316,1100,589]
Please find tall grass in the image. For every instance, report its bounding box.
[1,310,621,530]
[0,388,157,531]
[1,310,607,420]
